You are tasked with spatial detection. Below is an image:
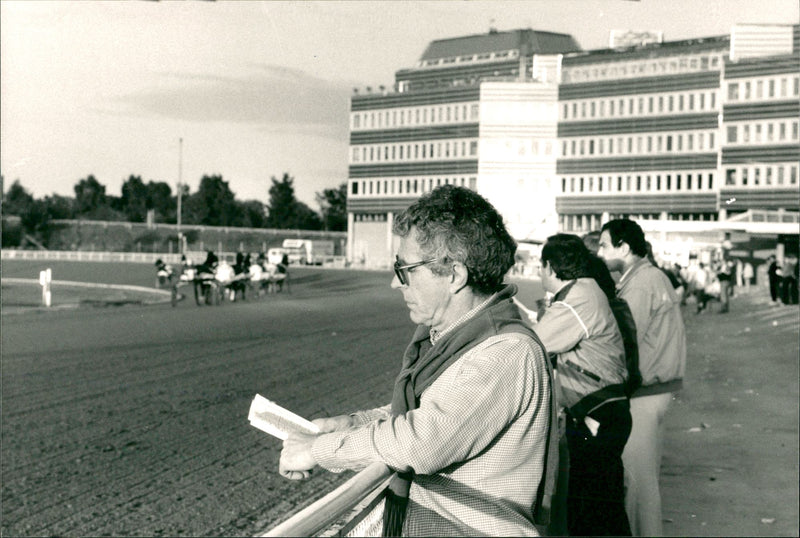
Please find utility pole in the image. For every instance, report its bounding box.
[177,137,183,254]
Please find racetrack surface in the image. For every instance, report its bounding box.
[1,260,797,536]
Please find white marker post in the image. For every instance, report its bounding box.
[39,268,52,307]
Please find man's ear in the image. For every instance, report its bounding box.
[619,241,632,257]
[450,261,469,293]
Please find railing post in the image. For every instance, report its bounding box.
[39,268,52,307]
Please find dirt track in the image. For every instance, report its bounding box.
[1,261,798,536]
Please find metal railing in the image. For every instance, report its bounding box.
[261,463,392,537]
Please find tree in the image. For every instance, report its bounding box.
[120,175,148,222]
[237,200,267,228]
[147,181,174,223]
[265,173,298,229]
[315,182,347,231]
[73,175,108,217]
[184,174,238,226]
[3,179,35,216]
[294,201,322,230]
[264,173,323,230]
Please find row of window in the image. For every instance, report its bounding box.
[352,103,480,130]
[562,52,723,84]
[560,172,716,194]
[725,119,800,144]
[559,212,720,233]
[351,139,478,163]
[561,130,717,157]
[417,49,518,68]
[561,90,718,120]
[726,75,800,102]
[724,164,799,187]
[353,213,388,222]
[350,176,477,196]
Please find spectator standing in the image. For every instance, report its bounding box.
[716,258,733,313]
[533,234,632,536]
[743,261,754,293]
[767,255,781,305]
[279,185,557,536]
[693,262,710,313]
[598,219,686,537]
[781,255,798,305]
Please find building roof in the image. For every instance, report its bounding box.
[419,28,581,60]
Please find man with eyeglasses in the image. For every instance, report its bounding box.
[279,185,556,536]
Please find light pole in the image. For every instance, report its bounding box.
[177,137,183,254]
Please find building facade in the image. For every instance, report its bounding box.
[347,25,799,268]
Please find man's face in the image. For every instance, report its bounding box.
[539,260,557,294]
[392,231,451,329]
[598,230,626,272]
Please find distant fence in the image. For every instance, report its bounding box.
[9,219,347,257]
[1,249,348,267]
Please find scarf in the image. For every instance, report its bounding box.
[381,284,557,535]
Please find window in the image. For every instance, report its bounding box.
[766,167,773,185]
[469,141,478,155]
[769,79,775,97]
[710,92,716,109]
[754,167,761,185]
[666,135,673,151]
[792,166,798,185]
[351,182,358,195]
[742,168,748,185]
[744,82,751,100]
[668,95,674,111]
[728,83,739,100]
[742,125,749,143]
[756,80,763,99]
[778,166,785,184]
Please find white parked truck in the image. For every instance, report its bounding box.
[281,239,335,265]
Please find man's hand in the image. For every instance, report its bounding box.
[279,431,317,481]
[312,414,357,433]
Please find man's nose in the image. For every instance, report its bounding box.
[390,273,404,289]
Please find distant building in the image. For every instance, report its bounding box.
[346,24,799,268]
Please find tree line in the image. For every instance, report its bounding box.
[1,173,347,247]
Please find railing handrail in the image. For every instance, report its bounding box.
[262,463,392,537]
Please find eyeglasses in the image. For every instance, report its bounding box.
[393,256,438,286]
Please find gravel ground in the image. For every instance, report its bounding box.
[1,260,797,536]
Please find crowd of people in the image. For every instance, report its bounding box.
[278,185,694,537]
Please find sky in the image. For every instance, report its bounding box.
[2,1,798,208]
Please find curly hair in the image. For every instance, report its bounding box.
[601,219,648,258]
[392,185,516,295]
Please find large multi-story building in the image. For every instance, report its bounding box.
[346,24,799,268]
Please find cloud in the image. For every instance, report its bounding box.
[106,64,354,140]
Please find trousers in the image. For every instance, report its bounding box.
[622,392,672,536]
[565,399,632,536]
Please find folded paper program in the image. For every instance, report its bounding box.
[248,394,320,440]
